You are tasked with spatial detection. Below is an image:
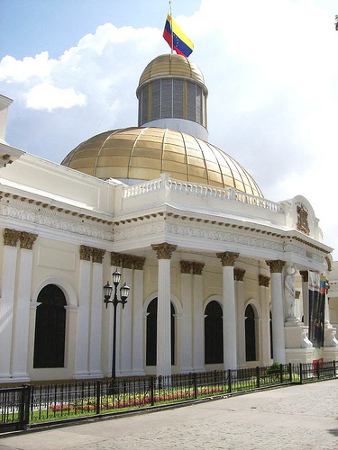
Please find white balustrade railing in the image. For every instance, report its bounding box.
[122,175,284,214]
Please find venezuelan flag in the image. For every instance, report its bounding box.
[163,14,194,58]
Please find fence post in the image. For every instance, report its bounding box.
[299,363,303,384]
[279,364,283,384]
[288,363,292,383]
[20,385,31,429]
[316,362,320,379]
[193,372,197,399]
[256,366,260,388]
[96,381,101,415]
[333,360,336,379]
[228,369,232,393]
[150,376,154,406]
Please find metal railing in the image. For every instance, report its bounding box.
[1,361,336,432]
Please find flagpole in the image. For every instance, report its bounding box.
[169,0,173,54]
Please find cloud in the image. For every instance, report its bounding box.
[24,83,86,111]
[1,0,338,257]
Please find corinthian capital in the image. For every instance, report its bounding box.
[216,252,239,267]
[3,228,21,247]
[152,242,177,260]
[20,232,38,250]
[266,260,286,274]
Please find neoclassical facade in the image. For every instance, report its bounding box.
[0,54,337,383]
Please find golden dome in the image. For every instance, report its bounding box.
[61,127,263,197]
[138,54,206,88]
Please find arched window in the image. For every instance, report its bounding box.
[33,284,67,368]
[146,298,175,366]
[204,301,223,364]
[245,304,256,361]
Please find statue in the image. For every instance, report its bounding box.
[284,265,297,320]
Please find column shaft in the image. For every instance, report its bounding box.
[270,272,286,364]
[222,266,237,369]
[132,269,145,375]
[89,263,104,377]
[157,258,172,376]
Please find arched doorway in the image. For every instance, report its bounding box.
[245,304,257,361]
[204,301,223,364]
[146,298,175,366]
[33,284,67,368]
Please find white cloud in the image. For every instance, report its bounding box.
[1,0,338,257]
[24,83,86,111]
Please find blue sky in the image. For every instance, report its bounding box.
[1,0,338,259]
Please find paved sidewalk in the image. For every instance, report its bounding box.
[0,380,337,449]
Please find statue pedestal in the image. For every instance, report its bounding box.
[285,322,314,364]
[323,324,338,361]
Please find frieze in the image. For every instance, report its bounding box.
[0,203,113,241]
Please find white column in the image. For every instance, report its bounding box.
[74,247,92,378]
[259,275,271,366]
[0,229,20,381]
[88,249,105,378]
[193,269,204,371]
[217,252,239,370]
[267,260,286,364]
[152,243,177,377]
[180,261,193,372]
[300,271,309,326]
[235,269,246,368]
[132,260,145,375]
[120,264,133,375]
[11,233,37,381]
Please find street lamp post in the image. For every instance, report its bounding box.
[103,269,130,379]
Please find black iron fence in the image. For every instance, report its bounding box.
[1,360,336,432]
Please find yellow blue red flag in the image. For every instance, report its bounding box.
[163,14,194,57]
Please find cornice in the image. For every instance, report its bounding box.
[0,196,113,241]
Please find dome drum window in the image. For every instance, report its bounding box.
[138,78,206,127]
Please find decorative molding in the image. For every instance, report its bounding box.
[3,228,21,247]
[0,203,113,241]
[133,256,146,271]
[20,231,38,250]
[192,262,205,276]
[266,260,286,274]
[80,245,92,261]
[121,254,134,269]
[216,251,239,267]
[111,252,145,270]
[92,248,105,264]
[152,242,177,260]
[180,260,193,274]
[258,274,270,287]
[234,268,246,281]
[296,204,310,235]
[299,270,309,282]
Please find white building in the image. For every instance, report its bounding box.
[0,53,337,384]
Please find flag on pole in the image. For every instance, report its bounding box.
[163,14,194,58]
